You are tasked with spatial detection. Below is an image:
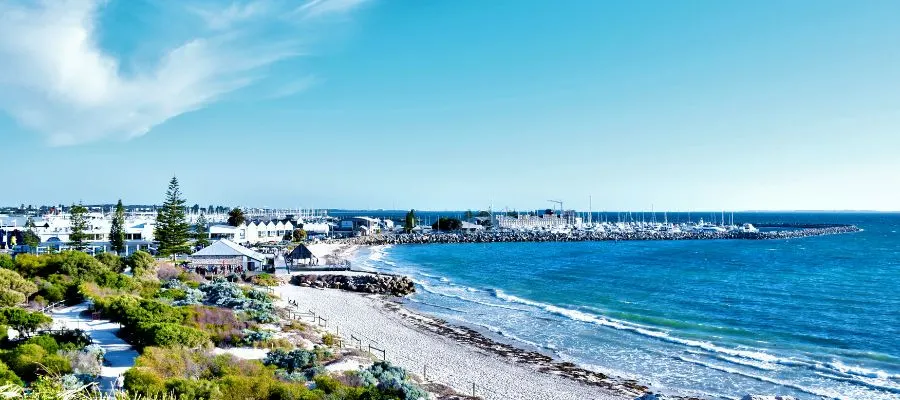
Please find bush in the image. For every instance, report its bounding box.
[160,279,203,306]
[199,280,276,323]
[251,273,279,287]
[242,329,274,346]
[135,323,210,348]
[50,251,110,281]
[126,251,157,279]
[185,306,248,346]
[0,361,22,386]
[165,377,222,400]
[0,269,38,307]
[24,335,60,354]
[264,348,331,373]
[2,343,72,382]
[64,344,104,376]
[0,254,13,270]
[358,361,428,400]
[11,254,54,278]
[95,252,123,272]
[322,333,336,347]
[124,367,166,397]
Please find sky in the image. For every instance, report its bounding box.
[1,0,899,212]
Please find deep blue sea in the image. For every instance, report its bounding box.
[353,213,900,400]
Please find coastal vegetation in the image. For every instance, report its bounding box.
[0,250,431,399]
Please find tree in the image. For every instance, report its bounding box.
[154,177,191,257]
[68,204,89,251]
[291,228,307,242]
[194,214,210,248]
[404,210,416,233]
[432,218,462,231]
[0,308,52,337]
[227,208,245,227]
[191,204,200,214]
[22,231,40,251]
[109,200,126,254]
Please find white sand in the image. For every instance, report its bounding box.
[50,304,139,393]
[324,356,369,373]
[212,347,269,360]
[274,285,628,400]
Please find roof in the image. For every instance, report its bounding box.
[191,239,265,261]
[460,221,485,230]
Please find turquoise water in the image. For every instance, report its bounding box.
[354,213,900,399]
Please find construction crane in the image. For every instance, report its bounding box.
[547,200,563,215]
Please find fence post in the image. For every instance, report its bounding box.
[423,365,427,381]
[472,382,476,397]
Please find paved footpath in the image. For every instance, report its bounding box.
[50,304,138,393]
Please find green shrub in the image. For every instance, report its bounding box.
[24,335,59,354]
[94,253,123,272]
[0,254,14,270]
[50,251,110,281]
[126,251,157,279]
[164,377,221,400]
[0,269,38,307]
[2,343,71,382]
[358,361,428,400]
[136,323,209,348]
[124,367,166,397]
[0,360,22,386]
[11,254,54,278]
[251,273,279,287]
[322,333,336,347]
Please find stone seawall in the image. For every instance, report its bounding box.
[339,224,860,246]
[290,273,416,296]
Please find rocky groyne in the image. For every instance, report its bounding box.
[339,224,860,246]
[290,273,416,296]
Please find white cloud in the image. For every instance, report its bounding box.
[189,0,269,30]
[294,0,369,19]
[0,0,366,146]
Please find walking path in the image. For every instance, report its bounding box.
[49,303,138,393]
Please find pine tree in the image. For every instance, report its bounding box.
[404,210,417,233]
[154,177,191,256]
[195,213,211,248]
[109,199,126,254]
[69,204,89,250]
[23,217,40,250]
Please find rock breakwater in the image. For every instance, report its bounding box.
[341,224,860,246]
[290,273,416,296]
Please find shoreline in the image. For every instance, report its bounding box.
[273,283,641,400]
[285,244,695,400]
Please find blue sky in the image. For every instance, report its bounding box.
[1,0,898,211]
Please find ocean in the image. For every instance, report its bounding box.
[352,212,900,400]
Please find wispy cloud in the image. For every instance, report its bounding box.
[294,0,369,19]
[188,1,270,30]
[0,0,367,146]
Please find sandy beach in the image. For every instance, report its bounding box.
[273,283,635,400]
